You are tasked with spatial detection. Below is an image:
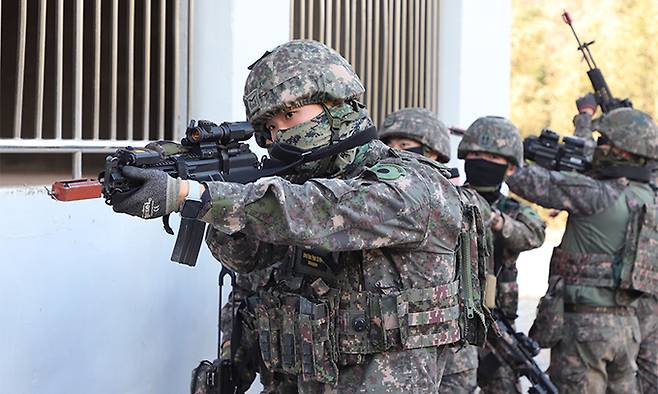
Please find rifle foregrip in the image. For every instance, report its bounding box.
[586,68,613,109]
[171,217,207,266]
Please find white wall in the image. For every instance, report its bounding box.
[0,1,290,393]
[439,0,512,129]
[439,0,512,175]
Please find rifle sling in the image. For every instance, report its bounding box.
[264,126,379,174]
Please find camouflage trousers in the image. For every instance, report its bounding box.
[439,345,478,394]
[637,296,658,394]
[297,346,448,393]
[548,311,640,394]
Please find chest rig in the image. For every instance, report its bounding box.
[248,152,491,386]
[550,183,658,298]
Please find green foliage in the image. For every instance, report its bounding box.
[511,1,658,138]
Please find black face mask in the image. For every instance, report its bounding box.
[464,159,508,202]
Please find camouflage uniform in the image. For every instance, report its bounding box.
[575,110,658,394]
[457,117,546,394]
[507,107,658,393]
[444,182,491,394]
[379,108,486,394]
[201,41,473,393]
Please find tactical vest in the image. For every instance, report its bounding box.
[549,182,658,302]
[248,157,491,385]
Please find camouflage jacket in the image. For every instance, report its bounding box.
[491,193,546,270]
[573,112,596,158]
[202,138,462,323]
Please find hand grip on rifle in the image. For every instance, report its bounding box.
[576,93,597,115]
[50,119,271,268]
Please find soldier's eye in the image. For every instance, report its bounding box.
[285,111,295,119]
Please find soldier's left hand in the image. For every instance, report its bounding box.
[491,211,504,232]
[576,93,597,115]
[112,166,183,219]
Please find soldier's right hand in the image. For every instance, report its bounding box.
[576,93,597,115]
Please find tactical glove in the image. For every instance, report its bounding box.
[112,166,182,219]
[576,93,597,115]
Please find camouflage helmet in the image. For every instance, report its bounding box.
[595,108,658,160]
[379,108,451,163]
[457,116,524,166]
[243,40,365,138]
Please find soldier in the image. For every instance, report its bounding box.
[507,102,658,393]
[569,94,658,394]
[378,107,451,163]
[457,116,546,393]
[111,40,485,393]
[379,107,492,394]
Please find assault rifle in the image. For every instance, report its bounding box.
[562,11,632,113]
[480,309,558,394]
[51,120,285,267]
[523,128,590,172]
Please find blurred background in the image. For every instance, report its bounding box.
[1,0,657,392]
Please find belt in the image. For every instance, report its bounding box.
[564,303,635,316]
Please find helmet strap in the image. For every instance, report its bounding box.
[322,103,341,144]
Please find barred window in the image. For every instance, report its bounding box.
[290,0,440,126]
[0,0,188,185]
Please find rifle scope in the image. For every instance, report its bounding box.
[185,121,254,144]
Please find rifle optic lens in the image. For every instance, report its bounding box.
[189,129,202,143]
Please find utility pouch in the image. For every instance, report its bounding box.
[619,192,658,296]
[457,204,492,347]
[254,293,340,385]
[529,276,565,348]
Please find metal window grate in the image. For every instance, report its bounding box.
[290,0,440,126]
[0,0,188,179]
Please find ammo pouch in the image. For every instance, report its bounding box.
[529,276,564,348]
[618,191,658,297]
[253,280,462,385]
[254,291,341,385]
[457,203,492,347]
[549,248,616,287]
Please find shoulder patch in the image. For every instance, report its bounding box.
[368,163,407,180]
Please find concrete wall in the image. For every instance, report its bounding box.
[0,1,512,393]
[0,1,289,393]
[439,0,512,176]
